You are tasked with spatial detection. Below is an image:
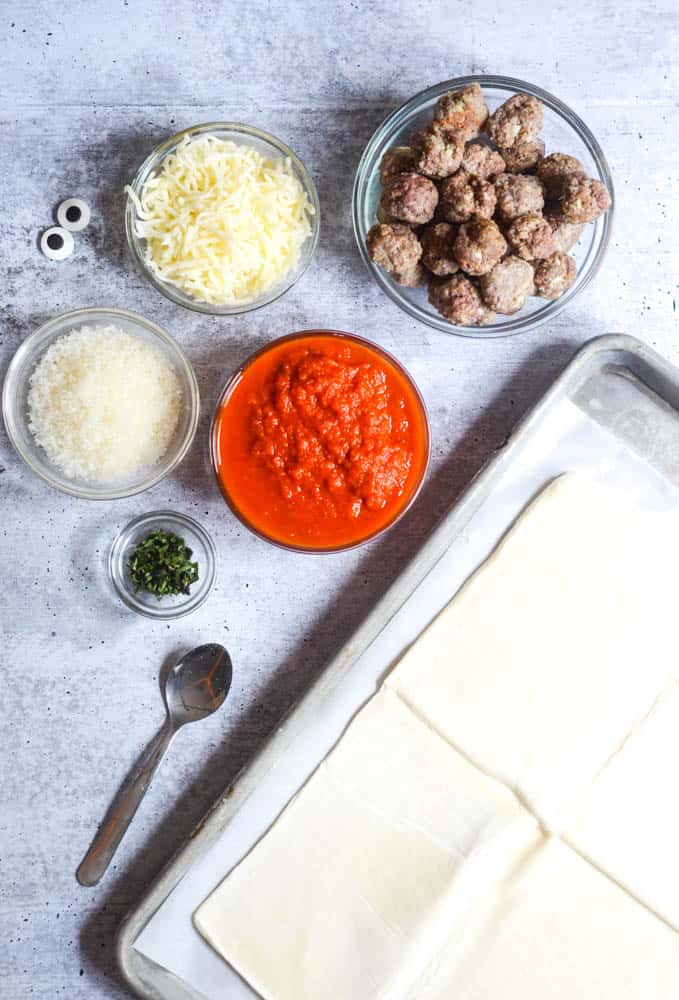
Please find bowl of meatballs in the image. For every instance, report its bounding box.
[353,75,614,337]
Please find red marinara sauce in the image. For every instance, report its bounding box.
[212,332,429,550]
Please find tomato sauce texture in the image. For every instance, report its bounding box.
[213,334,428,549]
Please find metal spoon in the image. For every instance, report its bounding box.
[77,643,232,887]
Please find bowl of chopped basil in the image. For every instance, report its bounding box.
[109,510,217,619]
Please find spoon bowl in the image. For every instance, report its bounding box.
[165,643,233,725]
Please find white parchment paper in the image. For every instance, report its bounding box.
[132,395,679,1000]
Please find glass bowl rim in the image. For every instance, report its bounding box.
[209,328,431,554]
[352,73,615,339]
[1,306,200,500]
[124,121,322,316]
[109,508,218,619]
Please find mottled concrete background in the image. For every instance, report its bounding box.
[1,1,677,997]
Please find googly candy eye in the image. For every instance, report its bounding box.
[57,197,91,232]
[41,226,74,261]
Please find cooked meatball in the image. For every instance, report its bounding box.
[506,213,557,261]
[366,223,422,280]
[420,223,459,276]
[440,170,496,223]
[561,176,612,223]
[429,273,494,326]
[433,83,488,139]
[537,153,585,197]
[461,141,506,179]
[380,172,439,225]
[411,128,465,179]
[533,251,577,298]
[454,218,507,276]
[499,138,545,174]
[485,93,544,149]
[479,256,535,314]
[379,146,415,184]
[543,205,585,252]
[494,173,545,221]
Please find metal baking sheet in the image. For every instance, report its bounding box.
[117,334,679,1000]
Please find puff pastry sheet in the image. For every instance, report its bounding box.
[195,476,679,998]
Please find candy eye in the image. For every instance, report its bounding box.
[41,226,74,260]
[57,197,91,232]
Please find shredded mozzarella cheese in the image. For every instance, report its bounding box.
[28,324,182,482]
[126,135,314,305]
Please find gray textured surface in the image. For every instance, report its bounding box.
[1,2,677,997]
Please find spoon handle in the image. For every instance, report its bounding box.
[76,719,175,886]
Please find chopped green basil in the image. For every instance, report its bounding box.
[128,528,199,599]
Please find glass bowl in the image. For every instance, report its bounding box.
[210,330,431,553]
[109,510,217,619]
[125,122,321,315]
[2,307,199,499]
[353,75,614,338]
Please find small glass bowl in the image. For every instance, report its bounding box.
[125,122,321,315]
[210,330,431,553]
[353,75,614,339]
[3,307,199,500]
[109,510,217,619]
[2,307,199,500]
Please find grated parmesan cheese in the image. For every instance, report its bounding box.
[126,135,315,305]
[28,324,183,482]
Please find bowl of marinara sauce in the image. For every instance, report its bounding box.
[210,331,430,552]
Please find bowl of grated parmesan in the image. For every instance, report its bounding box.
[125,123,320,314]
[2,307,199,499]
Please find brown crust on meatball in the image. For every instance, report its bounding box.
[380,172,439,226]
[379,146,416,185]
[494,173,545,221]
[479,256,535,314]
[366,223,422,278]
[561,176,612,223]
[453,218,507,276]
[499,138,545,174]
[537,153,585,197]
[533,251,577,298]
[411,128,465,179]
[485,93,544,149]
[439,170,496,224]
[461,141,506,179]
[428,273,494,326]
[394,264,427,287]
[432,83,488,140]
[506,213,557,261]
[420,223,459,276]
[376,201,399,225]
[543,205,585,252]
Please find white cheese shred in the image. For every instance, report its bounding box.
[126,135,315,305]
[27,324,182,482]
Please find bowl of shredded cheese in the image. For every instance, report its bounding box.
[125,123,320,314]
[2,307,199,499]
